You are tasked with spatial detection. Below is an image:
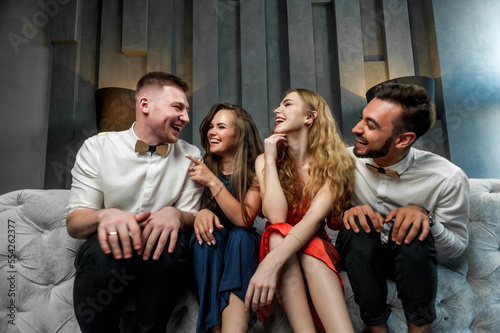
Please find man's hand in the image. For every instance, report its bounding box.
[342,205,384,233]
[96,208,151,260]
[193,209,224,246]
[386,205,431,245]
[326,211,343,230]
[139,206,183,260]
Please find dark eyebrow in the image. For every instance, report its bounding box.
[366,117,381,129]
[360,111,381,129]
[281,98,293,105]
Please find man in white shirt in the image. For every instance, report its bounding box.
[335,83,469,333]
[66,72,203,333]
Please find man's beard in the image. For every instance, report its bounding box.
[353,136,393,159]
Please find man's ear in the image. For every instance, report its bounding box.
[305,111,318,125]
[138,96,150,114]
[395,132,416,148]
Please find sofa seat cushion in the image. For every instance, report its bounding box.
[0,189,82,333]
[465,179,500,332]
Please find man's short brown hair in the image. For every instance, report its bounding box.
[136,72,189,97]
[374,82,436,140]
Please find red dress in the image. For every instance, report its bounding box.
[258,202,343,329]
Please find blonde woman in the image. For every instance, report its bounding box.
[244,89,355,332]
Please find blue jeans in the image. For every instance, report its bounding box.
[73,231,190,333]
[335,216,437,327]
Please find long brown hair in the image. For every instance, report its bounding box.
[267,89,354,217]
[200,102,263,224]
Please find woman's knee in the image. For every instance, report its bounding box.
[228,227,258,246]
[268,231,286,250]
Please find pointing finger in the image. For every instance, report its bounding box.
[185,154,202,165]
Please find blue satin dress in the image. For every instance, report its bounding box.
[190,173,260,333]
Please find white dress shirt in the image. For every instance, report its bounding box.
[67,124,203,216]
[349,147,470,258]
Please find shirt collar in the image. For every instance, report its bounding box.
[368,148,414,175]
[128,122,139,147]
[128,122,171,156]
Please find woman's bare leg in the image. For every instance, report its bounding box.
[220,293,249,333]
[268,232,316,333]
[300,253,354,333]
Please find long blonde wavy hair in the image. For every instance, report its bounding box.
[266,89,355,217]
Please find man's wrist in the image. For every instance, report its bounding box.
[425,209,435,227]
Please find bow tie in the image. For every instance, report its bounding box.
[366,163,400,179]
[135,140,169,157]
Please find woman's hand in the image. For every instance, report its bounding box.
[264,134,287,163]
[193,208,224,246]
[244,255,280,312]
[186,155,219,187]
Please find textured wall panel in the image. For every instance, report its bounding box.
[382,0,414,78]
[334,0,367,143]
[147,0,173,73]
[192,0,218,149]
[265,0,290,129]
[122,0,148,56]
[240,0,269,137]
[287,0,316,91]
[98,0,145,89]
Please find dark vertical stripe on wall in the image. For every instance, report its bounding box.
[217,0,241,104]
[286,0,316,91]
[122,0,148,56]
[74,0,100,141]
[44,44,79,189]
[312,2,342,129]
[334,0,367,144]
[265,0,290,132]
[240,0,269,138]
[175,0,194,144]
[147,0,173,73]
[193,0,218,150]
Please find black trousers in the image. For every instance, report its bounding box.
[335,216,437,327]
[73,231,190,333]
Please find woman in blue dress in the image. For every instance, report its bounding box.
[186,102,263,333]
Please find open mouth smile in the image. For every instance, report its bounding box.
[171,124,182,133]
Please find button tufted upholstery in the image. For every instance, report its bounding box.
[0,178,498,332]
[0,190,83,332]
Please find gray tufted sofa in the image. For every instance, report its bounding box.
[1,178,499,332]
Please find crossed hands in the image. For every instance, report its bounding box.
[97,206,183,260]
[342,204,431,245]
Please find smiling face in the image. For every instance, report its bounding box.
[140,85,189,144]
[207,109,236,158]
[274,91,312,134]
[352,97,402,165]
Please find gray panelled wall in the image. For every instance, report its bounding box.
[0,0,498,194]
